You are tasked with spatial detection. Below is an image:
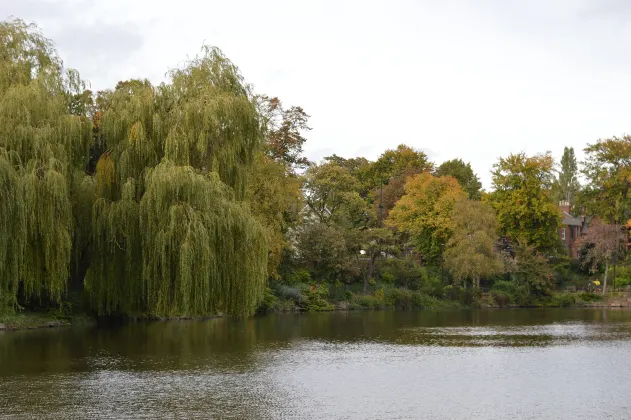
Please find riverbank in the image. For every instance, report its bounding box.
[2,292,631,332]
[0,313,70,331]
[0,312,96,331]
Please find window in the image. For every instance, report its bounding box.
[560,228,566,240]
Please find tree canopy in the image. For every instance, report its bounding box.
[388,173,466,263]
[489,153,562,254]
[435,159,482,200]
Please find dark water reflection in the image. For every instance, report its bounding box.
[1,309,631,419]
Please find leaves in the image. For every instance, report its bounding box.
[489,152,562,253]
[444,199,503,287]
[388,173,466,263]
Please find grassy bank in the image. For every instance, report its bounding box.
[0,313,70,331]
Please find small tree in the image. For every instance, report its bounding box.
[444,199,503,288]
[582,221,625,294]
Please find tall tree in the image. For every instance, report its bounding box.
[86,46,269,317]
[582,221,625,295]
[388,173,466,263]
[444,199,502,288]
[553,147,580,205]
[257,95,310,172]
[581,136,631,224]
[302,161,367,227]
[489,153,562,254]
[434,159,483,200]
[0,19,92,312]
[369,144,433,183]
[247,154,302,280]
[323,154,374,198]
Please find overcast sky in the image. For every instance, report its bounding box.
[2,0,630,188]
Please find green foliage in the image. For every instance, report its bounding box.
[256,288,280,314]
[295,223,358,282]
[490,280,518,306]
[581,135,631,224]
[512,244,555,299]
[435,159,482,200]
[247,154,302,279]
[378,257,427,290]
[550,293,576,308]
[444,199,503,288]
[303,161,368,227]
[0,19,91,309]
[369,144,433,183]
[579,292,603,302]
[300,284,335,311]
[489,153,562,253]
[553,147,580,205]
[388,172,466,263]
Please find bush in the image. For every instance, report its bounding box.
[489,280,516,307]
[378,258,428,290]
[385,288,413,310]
[272,283,305,304]
[551,293,576,308]
[349,294,386,310]
[256,288,280,314]
[300,284,334,312]
[491,291,512,308]
[579,292,603,302]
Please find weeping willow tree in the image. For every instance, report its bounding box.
[0,19,92,313]
[85,45,268,317]
[1,19,268,317]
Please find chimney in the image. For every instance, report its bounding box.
[559,200,571,215]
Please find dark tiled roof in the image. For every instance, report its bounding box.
[561,211,583,226]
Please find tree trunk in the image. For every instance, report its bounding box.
[363,252,378,294]
[603,261,609,295]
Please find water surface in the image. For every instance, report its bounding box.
[1,309,630,419]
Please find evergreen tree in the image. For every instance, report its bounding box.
[554,147,580,206]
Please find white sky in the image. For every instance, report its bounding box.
[2,0,631,188]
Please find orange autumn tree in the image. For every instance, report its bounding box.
[388,173,466,264]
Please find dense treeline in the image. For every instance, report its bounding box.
[1,19,630,318]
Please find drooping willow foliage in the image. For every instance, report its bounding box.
[0,20,92,312]
[1,19,268,316]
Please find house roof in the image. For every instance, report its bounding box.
[561,211,583,226]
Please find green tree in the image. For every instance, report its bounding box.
[444,199,503,288]
[434,159,482,200]
[369,144,433,183]
[388,173,466,263]
[86,46,269,317]
[295,223,357,282]
[303,161,368,227]
[581,135,631,224]
[489,153,562,254]
[323,154,374,198]
[511,244,554,300]
[247,154,302,280]
[553,147,580,206]
[0,19,92,312]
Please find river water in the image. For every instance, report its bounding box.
[1,309,631,419]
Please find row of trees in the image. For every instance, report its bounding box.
[289,137,631,302]
[1,18,630,317]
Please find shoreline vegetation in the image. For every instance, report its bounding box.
[2,291,630,332]
[3,19,631,328]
